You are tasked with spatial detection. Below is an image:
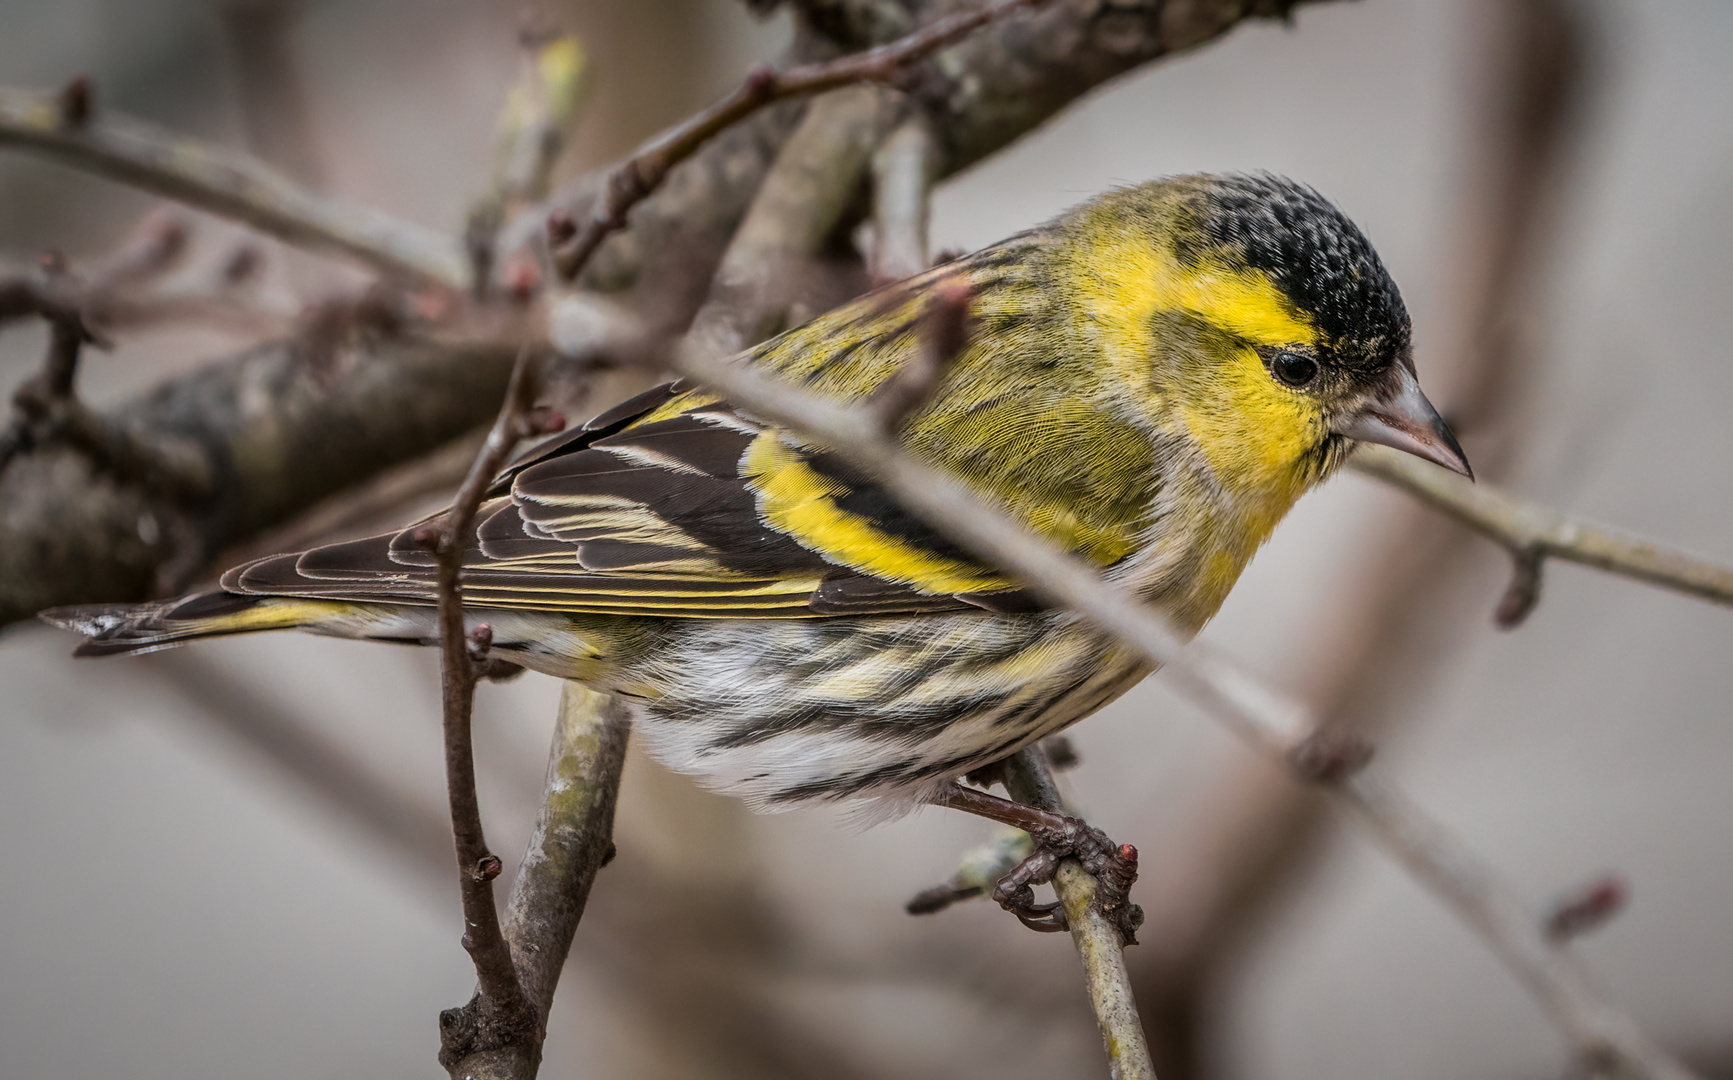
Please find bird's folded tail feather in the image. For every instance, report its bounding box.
[39,593,333,657]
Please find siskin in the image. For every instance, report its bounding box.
[44,174,1468,879]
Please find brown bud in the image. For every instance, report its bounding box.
[546,209,577,245]
[1544,872,1628,942]
[59,76,91,128]
[1289,727,1376,784]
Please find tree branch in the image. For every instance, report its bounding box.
[549,0,1053,281]
[683,83,903,358]
[412,349,567,1065]
[1000,747,1157,1080]
[0,84,467,288]
[440,683,632,1078]
[869,113,935,283]
[673,346,1700,1080]
[3,0,1313,628]
[1352,444,1733,625]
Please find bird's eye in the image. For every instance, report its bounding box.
[1271,351,1319,389]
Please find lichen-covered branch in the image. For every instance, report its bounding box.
[0,336,518,626]
[0,85,467,287]
[674,345,1700,1080]
[1352,444,1733,626]
[1000,748,1157,1080]
[440,683,632,1079]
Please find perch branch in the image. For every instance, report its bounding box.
[550,0,1050,281]
[1352,444,1733,626]
[674,346,1699,1080]
[0,84,467,288]
[1000,747,1157,1080]
[441,683,632,1078]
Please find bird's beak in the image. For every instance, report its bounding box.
[1332,365,1473,480]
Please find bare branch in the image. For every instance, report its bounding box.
[413,350,568,1061]
[1352,444,1733,622]
[869,113,935,283]
[683,84,904,358]
[675,346,1701,1080]
[550,0,1052,281]
[467,22,589,296]
[0,84,467,287]
[440,684,631,1078]
[1000,748,1158,1080]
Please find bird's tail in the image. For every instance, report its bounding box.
[39,592,337,657]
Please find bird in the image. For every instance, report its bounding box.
[44,173,1469,930]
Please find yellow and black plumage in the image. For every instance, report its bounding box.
[43,174,1470,811]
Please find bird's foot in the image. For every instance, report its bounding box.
[934,782,1143,944]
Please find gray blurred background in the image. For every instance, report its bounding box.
[2,0,1731,1077]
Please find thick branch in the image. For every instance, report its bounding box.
[675,347,1699,1080]
[1000,748,1157,1080]
[1352,444,1733,619]
[869,113,935,283]
[1,336,519,626]
[0,86,467,287]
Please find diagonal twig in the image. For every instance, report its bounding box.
[1000,747,1158,1080]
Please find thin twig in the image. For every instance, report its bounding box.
[467,22,588,296]
[1001,748,1157,1080]
[1,272,214,499]
[549,0,1050,281]
[674,346,1700,1080]
[0,83,467,288]
[1352,443,1733,624]
[414,348,567,1061]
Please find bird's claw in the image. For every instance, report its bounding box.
[991,817,1143,945]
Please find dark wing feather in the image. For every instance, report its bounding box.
[223,383,1026,618]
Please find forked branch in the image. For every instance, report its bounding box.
[412,349,567,1067]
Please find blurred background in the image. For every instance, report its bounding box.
[2,0,1731,1077]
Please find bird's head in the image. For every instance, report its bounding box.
[1065,173,1470,513]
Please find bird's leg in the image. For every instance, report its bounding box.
[934,781,1142,944]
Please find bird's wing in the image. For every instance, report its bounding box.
[222,382,1041,618]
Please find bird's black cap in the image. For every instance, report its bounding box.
[1199,173,1411,380]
